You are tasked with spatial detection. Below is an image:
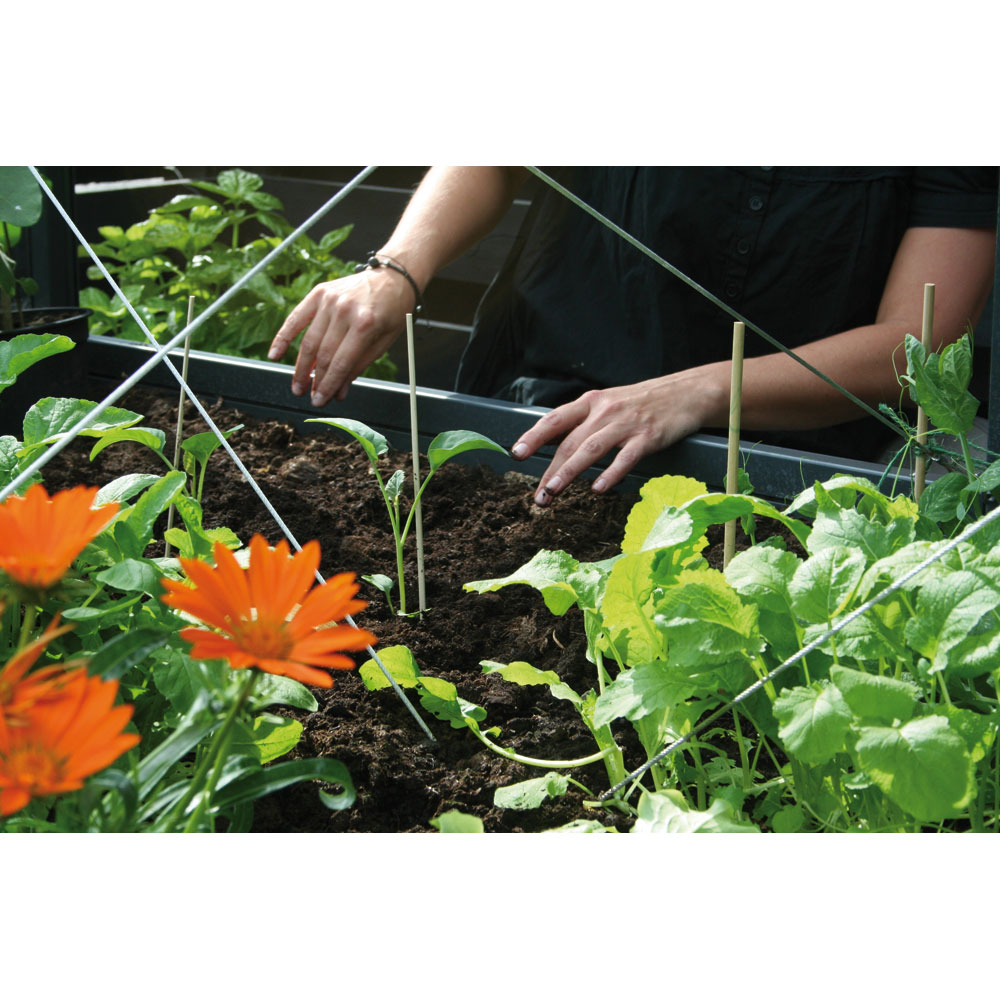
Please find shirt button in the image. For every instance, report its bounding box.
[749,195,764,211]
[725,281,740,299]
[736,238,750,254]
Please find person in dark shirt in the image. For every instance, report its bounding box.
[268,166,997,505]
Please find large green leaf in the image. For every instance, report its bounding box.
[904,569,1000,676]
[360,644,422,690]
[725,544,802,614]
[853,716,974,821]
[774,680,852,765]
[789,547,867,622]
[430,809,484,832]
[829,665,919,724]
[95,558,163,595]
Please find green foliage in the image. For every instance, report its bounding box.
[463,467,1000,833]
[0,167,44,329]
[78,168,397,380]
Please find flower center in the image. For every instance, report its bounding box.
[232,617,294,660]
[1,745,66,792]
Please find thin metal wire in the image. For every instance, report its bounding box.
[524,166,904,438]
[15,165,436,742]
[599,495,1000,801]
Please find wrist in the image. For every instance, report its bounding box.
[356,251,425,315]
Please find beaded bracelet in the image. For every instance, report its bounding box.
[354,252,424,315]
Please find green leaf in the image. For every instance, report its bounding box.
[653,568,761,669]
[305,416,388,464]
[853,716,974,821]
[249,673,318,712]
[417,675,487,729]
[430,809,484,832]
[904,570,1000,676]
[21,397,143,447]
[599,550,663,664]
[214,757,355,812]
[902,333,979,437]
[126,470,187,549]
[95,558,162,595]
[0,166,44,227]
[494,772,570,810]
[179,424,243,466]
[426,430,507,471]
[632,789,759,833]
[621,474,708,553]
[87,627,169,681]
[88,426,167,461]
[95,473,163,506]
[592,661,697,727]
[230,714,303,764]
[360,644,421,690]
[789,547,867,622]
[0,334,75,393]
[384,468,405,504]
[465,549,581,616]
[918,472,970,524]
[725,544,802,614]
[829,665,919,724]
[774,680,852,765]
[480,660,581,706]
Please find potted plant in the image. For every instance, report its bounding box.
[1,166,90,436]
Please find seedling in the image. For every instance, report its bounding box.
[307,417,506,615]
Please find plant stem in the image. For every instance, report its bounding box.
[466,720,613,769]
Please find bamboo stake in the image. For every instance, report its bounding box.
[406,313,427,614]
[723,321,746,569]
[163,296,196,559]
[913,283,935,501]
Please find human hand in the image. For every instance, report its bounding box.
[510,373,725,506]
[267,266,417,406]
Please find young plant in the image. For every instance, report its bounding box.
[79,168,396,379]
[306,416,507,615]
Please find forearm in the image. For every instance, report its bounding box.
[378,166,527,293]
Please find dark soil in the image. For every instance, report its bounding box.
[41,386,778,833]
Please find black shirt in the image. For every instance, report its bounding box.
[455,166,998,458]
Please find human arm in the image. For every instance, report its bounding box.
[268,166,527,405]
[513,225,996,505]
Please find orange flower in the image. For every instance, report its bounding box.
[161,534,376,689]
[0,614,76,716]
[0,484,120,590]
[0,670,139,817]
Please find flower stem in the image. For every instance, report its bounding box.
[183,671,258,832]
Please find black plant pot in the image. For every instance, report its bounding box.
[1,307,92,437]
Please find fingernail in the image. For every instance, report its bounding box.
[511,442,527,459]
[545,476,563,494]
[291,381,304,396]
[535,487,551,506]
[311,392,326,407]
[267,347,279,360]
[593,477,607,493]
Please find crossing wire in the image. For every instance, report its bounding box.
[13,165,436,742]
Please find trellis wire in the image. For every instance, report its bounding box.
[15,165,436,742]
[524,166,904,439]
[598,495,1000,802]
